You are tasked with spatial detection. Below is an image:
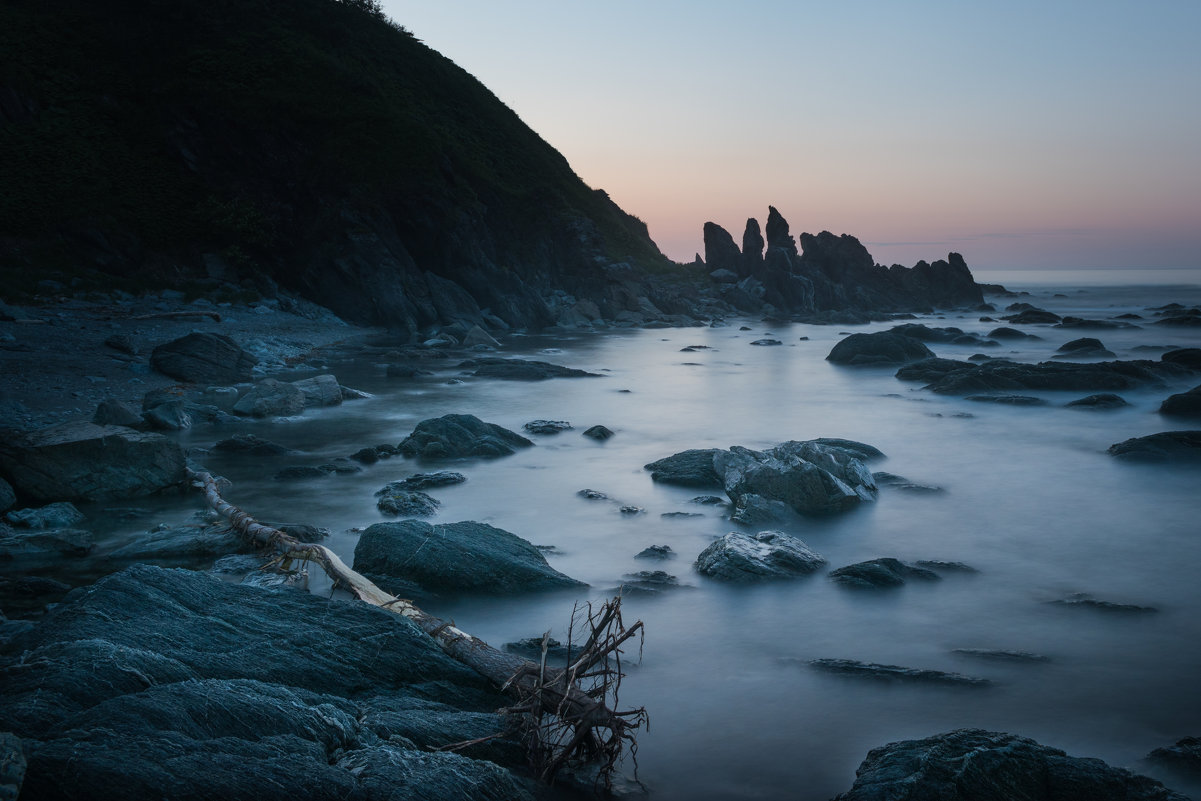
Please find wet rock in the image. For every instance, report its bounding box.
[523,420,572,435]
[717,440,880,518]
[577,489,609,500]
[1162,347,1201,369]
[690,495,726,505]
[384,472,467,491]
[829,557,940,588]
[0,732,24,801]
[619,505,644,515]
[750,338,782,346]
[149,332,256,384]
[375,490,440,517]
[504,636,572,663]
[872,472,945,493]
[4,502,85,529]
[290,374,343,407]
[619,570,680,594]
[232,379,306,417]
[695,530,826,582]
[273,466,331,480]
[1159,385,1201,418]
[1053,337,1115,359]
[1147,736,1201,778]
[385,362,431,378]
[0,422,185,503]
[353,520,583,594]
[349,443,401,463]
[912,358,1191,395]
[1066,393,1130,410]
[635,545,674,559]
[1048,593,1158,613]
[660,511,702,519]
[644,449,722,488]
[894,357,976,383]
[808,659,990,687]
[0,528,94,560]
[200,385,241,411]
[987,326,1040,340]
[832,728,1186,801]
[0,564,523,801]
[92,399,142,427]
[582,425,614,441]
[915,560,978,573]
[142,399,192,430]
[951,648,1050,662]
[107,522,244,560]
[213,434,293,456]
[826,332,936,366]
[965,394,1047,405]
[1108,431,1201,463]
[398,414,532,460]
[459,357,601,381]
[1002,308,1062,324]
[0,478,13,514]
[1056,316,1138,330]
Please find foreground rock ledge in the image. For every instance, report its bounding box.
[834,728,1188,801]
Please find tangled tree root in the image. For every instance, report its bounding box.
[187,467,647,788]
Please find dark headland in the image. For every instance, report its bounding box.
[1,1,1196,800]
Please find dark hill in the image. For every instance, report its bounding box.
[0,0,682,334]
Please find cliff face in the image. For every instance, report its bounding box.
[0,0,676,335]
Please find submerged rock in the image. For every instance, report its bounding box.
[635,544,674,559]
[1159,385,1201,418]
[459,357,601,381]
[951,648,1050,663]
[909,358,1192,395]
[965,394,1046,405]
[213,434,293,456]
[4,502,85,529]
[353,520,583,594]
[1054,337,1115,359]
[382,472,467,491]
[829,557,940,589]
[1108,431,1201,463]
[1066,393,1130,410]
[1048,593,1158,613]
[808,659,991,687]
[581,425,614,441]
[398,414,532,460]
[0,422,185,503]
[694,530,826,582]
[826,332,936,366]
[1147,736,1201,778]
[832,728,1187,801]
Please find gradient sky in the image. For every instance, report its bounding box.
[384,1,1201,272]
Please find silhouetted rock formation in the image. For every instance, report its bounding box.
[698,207,984,318]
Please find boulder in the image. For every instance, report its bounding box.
[0,478,14,513]
[987,326,1040,340]
[1065,393,1130,410]
[1159,385,1201,418]
[716,440,879,518]
[398,414,532,460]
[213,434,293,456]
[635,545,674,560]
[522,420,572,435]
[644,449,722,488]
[826,332,935,366]
[459,325,501,349]
[4,502,84,529]
[1002,309,1062,325]
[581,425,614,441]
[142,399,192,430]
[458,358,601,381]
[375,490,440,517]
[232,379,307,417]
[832,729,1187,801]
[910,358,1191,395]
[694,531,826,582]
[290,375,343,407]
[149,332,256,384]
[353,520,583,594]
[107,522,245,560]
[92,399,143,427]
[1147,736,1201,777]
[0,422,185,503]
[829,557,940,588]
[382,472,467,491]
[808,659,990,687]
[1162,348,1201,369]
[1108,431,1201,463]
[1053,337,1115,359]
[750,338,782,346]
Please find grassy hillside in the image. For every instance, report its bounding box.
[0,0,673,320]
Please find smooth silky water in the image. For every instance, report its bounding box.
[90,279,1201,799]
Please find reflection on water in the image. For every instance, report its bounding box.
[84,282,1201,799]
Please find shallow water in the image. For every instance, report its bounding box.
[77,280,1201,798]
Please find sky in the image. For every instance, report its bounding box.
[383,1,1201,273]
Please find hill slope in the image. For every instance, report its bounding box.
[0,0,680,334]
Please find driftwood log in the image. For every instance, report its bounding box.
[188,467,646,784]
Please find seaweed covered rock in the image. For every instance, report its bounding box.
[398,414,532,460]
[833,728,1187,801]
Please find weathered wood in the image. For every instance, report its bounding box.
[187,467,644,779]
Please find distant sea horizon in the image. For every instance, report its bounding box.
[972,266,1201,288]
